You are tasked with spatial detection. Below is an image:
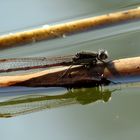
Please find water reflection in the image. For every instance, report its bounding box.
[0,86,116,118]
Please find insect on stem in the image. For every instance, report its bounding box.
[59,49,109,79]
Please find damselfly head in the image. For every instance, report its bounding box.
[97,49,108,60]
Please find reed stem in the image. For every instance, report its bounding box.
[0,8,140,48]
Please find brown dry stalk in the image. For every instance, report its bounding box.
[0,8,140,48]
[0,56,139,87]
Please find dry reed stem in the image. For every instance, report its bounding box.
[0,8,140,48]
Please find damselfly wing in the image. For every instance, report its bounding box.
[0,55,73,73]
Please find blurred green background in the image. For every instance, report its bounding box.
[0,0,140,140]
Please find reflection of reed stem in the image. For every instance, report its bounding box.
[0,8,140,48]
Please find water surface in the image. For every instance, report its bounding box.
[0,0,140,140]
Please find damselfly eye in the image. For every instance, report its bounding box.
[98,50,108,60]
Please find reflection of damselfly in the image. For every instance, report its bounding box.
[0,87,113,118]
[0,49,108,73]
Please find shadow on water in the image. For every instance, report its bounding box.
[0,86,117,118]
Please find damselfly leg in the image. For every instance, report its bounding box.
[59,64,73,79]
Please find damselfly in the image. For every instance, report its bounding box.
[0,49,108,74]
